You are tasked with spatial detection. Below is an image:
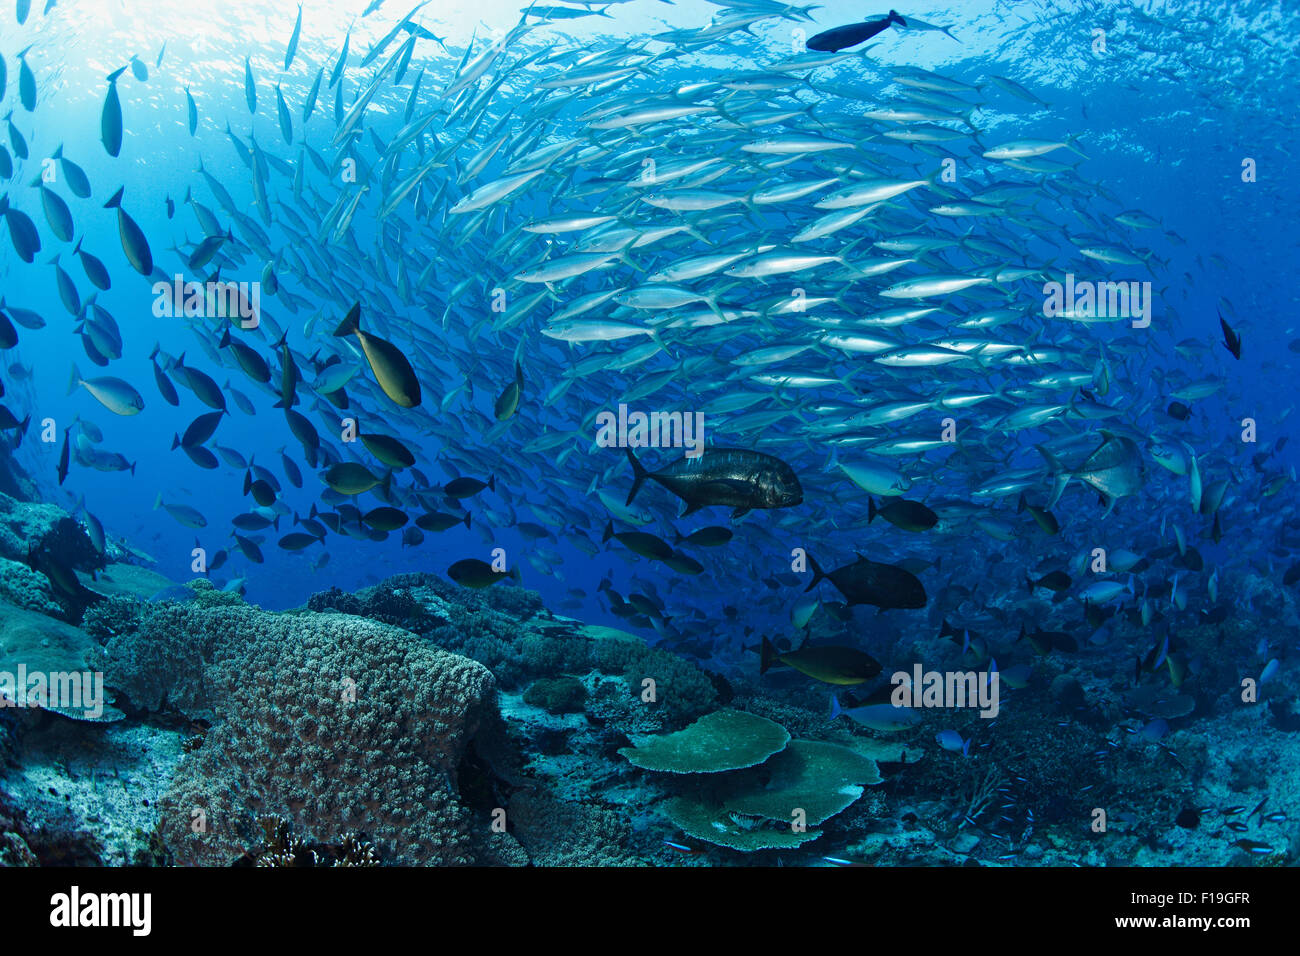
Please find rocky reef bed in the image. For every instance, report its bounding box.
[1,489,1297,867]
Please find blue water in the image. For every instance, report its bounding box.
[2,0,1298,661]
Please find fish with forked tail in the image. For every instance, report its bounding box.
[625,446,801,518]
[807,10,906,52]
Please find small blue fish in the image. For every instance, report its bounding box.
[936,730,971,755]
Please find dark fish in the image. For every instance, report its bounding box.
[244,471,277,507]
[173,410,224,449]
[149,344,180,406]
[806,9,906,52]
[0,310,16,349]
[6,112,28,160]
[1019,624,1078,655]
[1026,570,1072,593]
[0,193,42,263]
[448,558,518,588]
[443,474,494,498]
[805,553,927,610]
[759,636,881,685]
[363,506,408,531]
[494,359,524,421]
[278,532,319,552]
[416,511,470,533]
[129,54,147,82]
[1018,495,1060,535]
[103,186,152,274]
[334,302,422,407]
[57,429,70,484]
[1228,839,1272,855]
[285,3,304,71]
[676,525,733,547]
[323,462,385,495]
[1166,401,1191,420]
[279,448,303,488]
[232,533,265,563]
[72,237,111,291]
[602,521,673,561]
[360,432,415,468]
[868,495,937,531]
[51,145,92,198]
[1174,807,1201,829]
[663,551,705,575]
[1218,311,1241,360]
[101,67,126,156]
[16,47,35,111]
[244,56,257,113]
[626,446,802,518]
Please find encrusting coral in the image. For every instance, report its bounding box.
[100,602,497,865]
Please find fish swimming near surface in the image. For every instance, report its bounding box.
[806,10,907,52]
[625,446,802,517]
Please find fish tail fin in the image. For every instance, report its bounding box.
[67,363,81,396]
[463,512,471,530]
[829,694,842,720]
[601,520,614,544]
[130,461,136,476]
[152,493,162,511]
[1036,444,1070,508]
[488,474,496,493]
[218,326,231,349]
[52,143,64,159]
[867,496,877,523]
[103,186,124,210]
[759,636,779,675]
[1025,572,1034,593]
[889,10,906,26]
[107,67,127,83]
[805,553,826,592]
[171,434,180,451]
[625,446,649,506]
[1065,134,1089,160]
[333,302,361,337]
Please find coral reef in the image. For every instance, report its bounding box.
[148,606,495,866]
[523,676,588,714]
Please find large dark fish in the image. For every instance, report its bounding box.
[101,67,126,156]
[806,9,906,52]
[759,636,882,685]
[805,553,927,610]
[625,447,802,518]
